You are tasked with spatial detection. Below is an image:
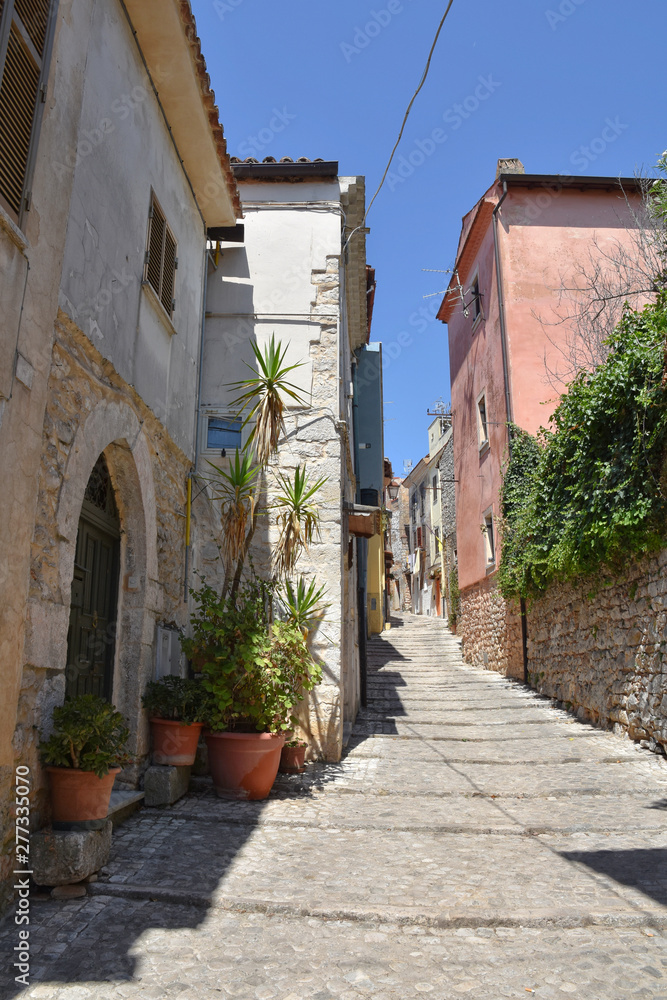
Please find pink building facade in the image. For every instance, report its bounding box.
[439,165,645,676]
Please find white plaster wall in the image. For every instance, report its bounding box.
[200,177,360,758]
[58,0,206,457]
[203,188,342,415]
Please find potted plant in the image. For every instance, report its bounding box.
[182,579,322,800]
[142,675,209,766]
[279,738,308,774]
[40,695,132,823]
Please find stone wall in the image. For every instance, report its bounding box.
[459,575,524,679]
[526,549,667,750]
[4,312,192,897]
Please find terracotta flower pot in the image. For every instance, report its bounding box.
[47,766,120,823]
[205,731,285,800]
[279,742,307,774]
[150,718,203,766]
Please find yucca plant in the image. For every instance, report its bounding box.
[281,576,330,635]
[206,450,260,575]
[273,465,328,577]
[227,335,308,465]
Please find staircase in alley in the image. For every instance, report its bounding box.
[3,613,667,999]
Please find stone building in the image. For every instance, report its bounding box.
[438,160,646,676]
[196,157,379,761]
[387,476,410,612]
[437,431,458,625]
[0,0,239,910]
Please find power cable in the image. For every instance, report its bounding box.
[343,0,456,253]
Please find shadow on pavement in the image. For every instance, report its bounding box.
[559,847,667,908]
[0,794,266,997]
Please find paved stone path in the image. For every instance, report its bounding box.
[4,613,667,998]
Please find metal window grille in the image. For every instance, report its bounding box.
[0,0,56,223]
[145,194,177,317]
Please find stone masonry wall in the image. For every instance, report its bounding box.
[527,549,667,751]
[459,575,524,679]
[2,312,191,900]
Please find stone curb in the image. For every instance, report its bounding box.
[87,883,667,930]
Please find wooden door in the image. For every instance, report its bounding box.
[66,457,120,701]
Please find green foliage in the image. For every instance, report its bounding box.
[280,575,330,635]
[181,579,322,733]
[40,695,132,778]
[142,675,209,725]
[227,334,308,464]
[447,563,460,631]
[273,465,328,577]
[499,296,667,599]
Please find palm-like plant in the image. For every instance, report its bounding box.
[281,576,330,635]
[206,450,259,574]
[227,335,308,465]
[273,464,328,577]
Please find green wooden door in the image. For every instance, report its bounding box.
[66,457,120,701]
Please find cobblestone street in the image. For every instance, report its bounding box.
[4,613,667,999]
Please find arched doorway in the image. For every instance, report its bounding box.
[65,453,120,701]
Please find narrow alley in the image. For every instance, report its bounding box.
[3,614,667,999]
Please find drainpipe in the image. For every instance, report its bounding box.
[494,182,528,682]
[184,234,210,602]
[492,180,513,455]
[352,355,368,709]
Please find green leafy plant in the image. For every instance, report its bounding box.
[281,576,330,635]
[273,465,328,577]
[227,335,308,465]
[181,579,322,733]
[499,294,667,599]
[142,675,209,725]
[40,695,132,778]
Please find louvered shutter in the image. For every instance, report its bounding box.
[161,227,176,315]
[145,194,177,319]
[146,200,165,297]
[0,0,53,221]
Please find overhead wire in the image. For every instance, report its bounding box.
[343,0,456,254]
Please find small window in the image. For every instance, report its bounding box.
[207,417,242,451]
[469,276,481,323]
[431,474,438,503]
[477,394,489,449]
[145,194,177,317]
[0,0,57,224]
[420,485,425,517]
[483,512,495,566]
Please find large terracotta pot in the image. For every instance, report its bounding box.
[47,766,120,823]
[205,732,285,800]
[150,718,203,766]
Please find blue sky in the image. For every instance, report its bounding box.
[192,0,666,474]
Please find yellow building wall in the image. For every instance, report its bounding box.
[367,533,385,634]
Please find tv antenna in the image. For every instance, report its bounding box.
[422,267,469,317]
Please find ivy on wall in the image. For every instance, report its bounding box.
[499,294,667,599]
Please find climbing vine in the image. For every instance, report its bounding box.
[499,294,667,599]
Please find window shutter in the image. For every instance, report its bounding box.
[0,0,52,220]
[145,194,177,319]
[161,227,176,315]
[146,200,165,296]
